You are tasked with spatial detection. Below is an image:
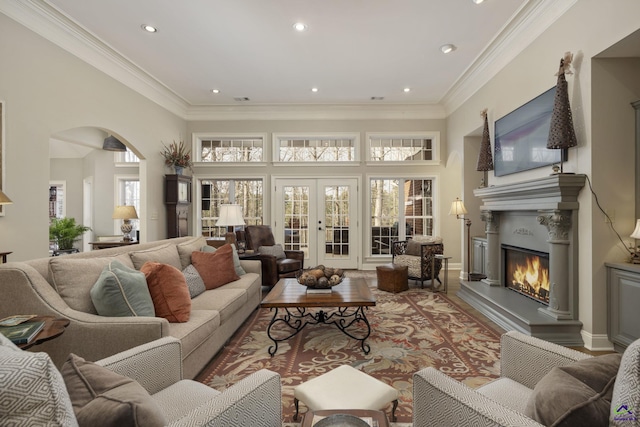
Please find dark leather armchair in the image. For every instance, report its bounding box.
[244,225,304,288]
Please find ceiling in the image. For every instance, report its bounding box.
[22,0,572,117]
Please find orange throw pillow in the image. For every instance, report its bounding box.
[191,244,240,290]
[140,262,191,323]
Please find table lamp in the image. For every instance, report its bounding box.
[630,219,640,264]
[112,205,138,241]
[216,204,245,245]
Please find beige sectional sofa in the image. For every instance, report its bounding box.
[0,236,263,379]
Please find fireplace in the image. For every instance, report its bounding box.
[459,174,587,346]
[502,244,550,305]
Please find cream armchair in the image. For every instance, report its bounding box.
[413,331,640,427]
[1,334,282,427]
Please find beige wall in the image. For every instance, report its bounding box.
[0,13,186,260]
[447,0,640,349]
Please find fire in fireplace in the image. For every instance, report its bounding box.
[502,245,550,305]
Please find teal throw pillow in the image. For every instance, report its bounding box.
[90,260,155,317]
[231,243,246,276]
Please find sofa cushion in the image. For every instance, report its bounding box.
[129,243,182,271]
[525,353,622,427]
[611,338,640,426]
[49,254,135,314]
[90,260,155,318]
[140,262,191,323]
[0,334,78,427]
[258,244,286,259]
[61,353,166,427]
[176,236,208,270]
[191,288,247,323]
[231,243,247,276]
[182,264,206,298]
[191,245,240,289]
[406,240,422,256]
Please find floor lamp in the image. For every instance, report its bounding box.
[449,198,472,281]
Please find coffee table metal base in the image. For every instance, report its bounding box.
[266,306,371,356]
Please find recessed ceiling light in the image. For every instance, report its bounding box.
[403,87,411,93]
[472,0,485,4]
[311,87,319,93]
[141,24,157,33]
[440,44,456,54]
[293,22,307,32]
[211,89,220,94]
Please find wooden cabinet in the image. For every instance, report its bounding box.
[606,262,640,352]
[165,174,191,238]
[472,237,487,276]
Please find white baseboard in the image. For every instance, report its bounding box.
[580,331,614,351]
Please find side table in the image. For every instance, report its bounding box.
[18,316,70,350]
[433,254,451,293]
[302,409,389,427]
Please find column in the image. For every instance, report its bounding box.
[481,210,501,286]
[537,210,573,320]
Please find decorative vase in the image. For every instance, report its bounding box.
[174,166,184,175]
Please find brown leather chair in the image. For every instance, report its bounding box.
[244,225,304,288]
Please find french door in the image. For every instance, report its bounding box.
[274,178,358,269]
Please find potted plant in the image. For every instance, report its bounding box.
[161,140,193,175]
[49,217,91,251]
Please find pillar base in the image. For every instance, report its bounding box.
[539,306,572,320]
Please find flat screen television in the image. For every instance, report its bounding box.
[494,87,566,176]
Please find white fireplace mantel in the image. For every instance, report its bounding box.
[474,174,586,211]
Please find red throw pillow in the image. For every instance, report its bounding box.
[140,262,191,322]
[191,244,240,289]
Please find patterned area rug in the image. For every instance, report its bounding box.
[197,286,502,425]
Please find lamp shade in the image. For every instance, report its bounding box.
[103,135,127,152]
[216,204,245,227]
[0,189,13,205]
[631,219,640,240]
[449,198,468,217]
[112,205,138,220]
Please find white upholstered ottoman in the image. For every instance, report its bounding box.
[293,364,399,421]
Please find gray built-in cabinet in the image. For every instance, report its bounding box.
[472,236,487,277]
[606,263,640,352]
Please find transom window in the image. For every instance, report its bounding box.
[367,132,440,164]
[193,133,265,163]
[369,177,435,256]
[200,179,263,239]
[273,133,359,163]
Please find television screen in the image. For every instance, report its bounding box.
[494,87,565,176]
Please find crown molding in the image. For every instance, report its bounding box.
[441,0,578,115]
[0,0,189,118]
[2,0,574,122]
[185,103,446,121]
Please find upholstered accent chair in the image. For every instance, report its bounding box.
[245,225,304,288]
[0,334,282,426]
[413,331,640,427]
[392,236,443,288]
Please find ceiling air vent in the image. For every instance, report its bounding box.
[233,97,250,102]
[370,97,384,101]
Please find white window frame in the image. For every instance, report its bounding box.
[365,131,441,165]
[114,149,140,167]
[114,174,140,237]
[192,132,268,167]
[366,173,439,258]
[272,132,360,166]
[195,175,266,238]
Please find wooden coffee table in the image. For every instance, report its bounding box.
[260,278,376,356]
[302,409,389,427]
